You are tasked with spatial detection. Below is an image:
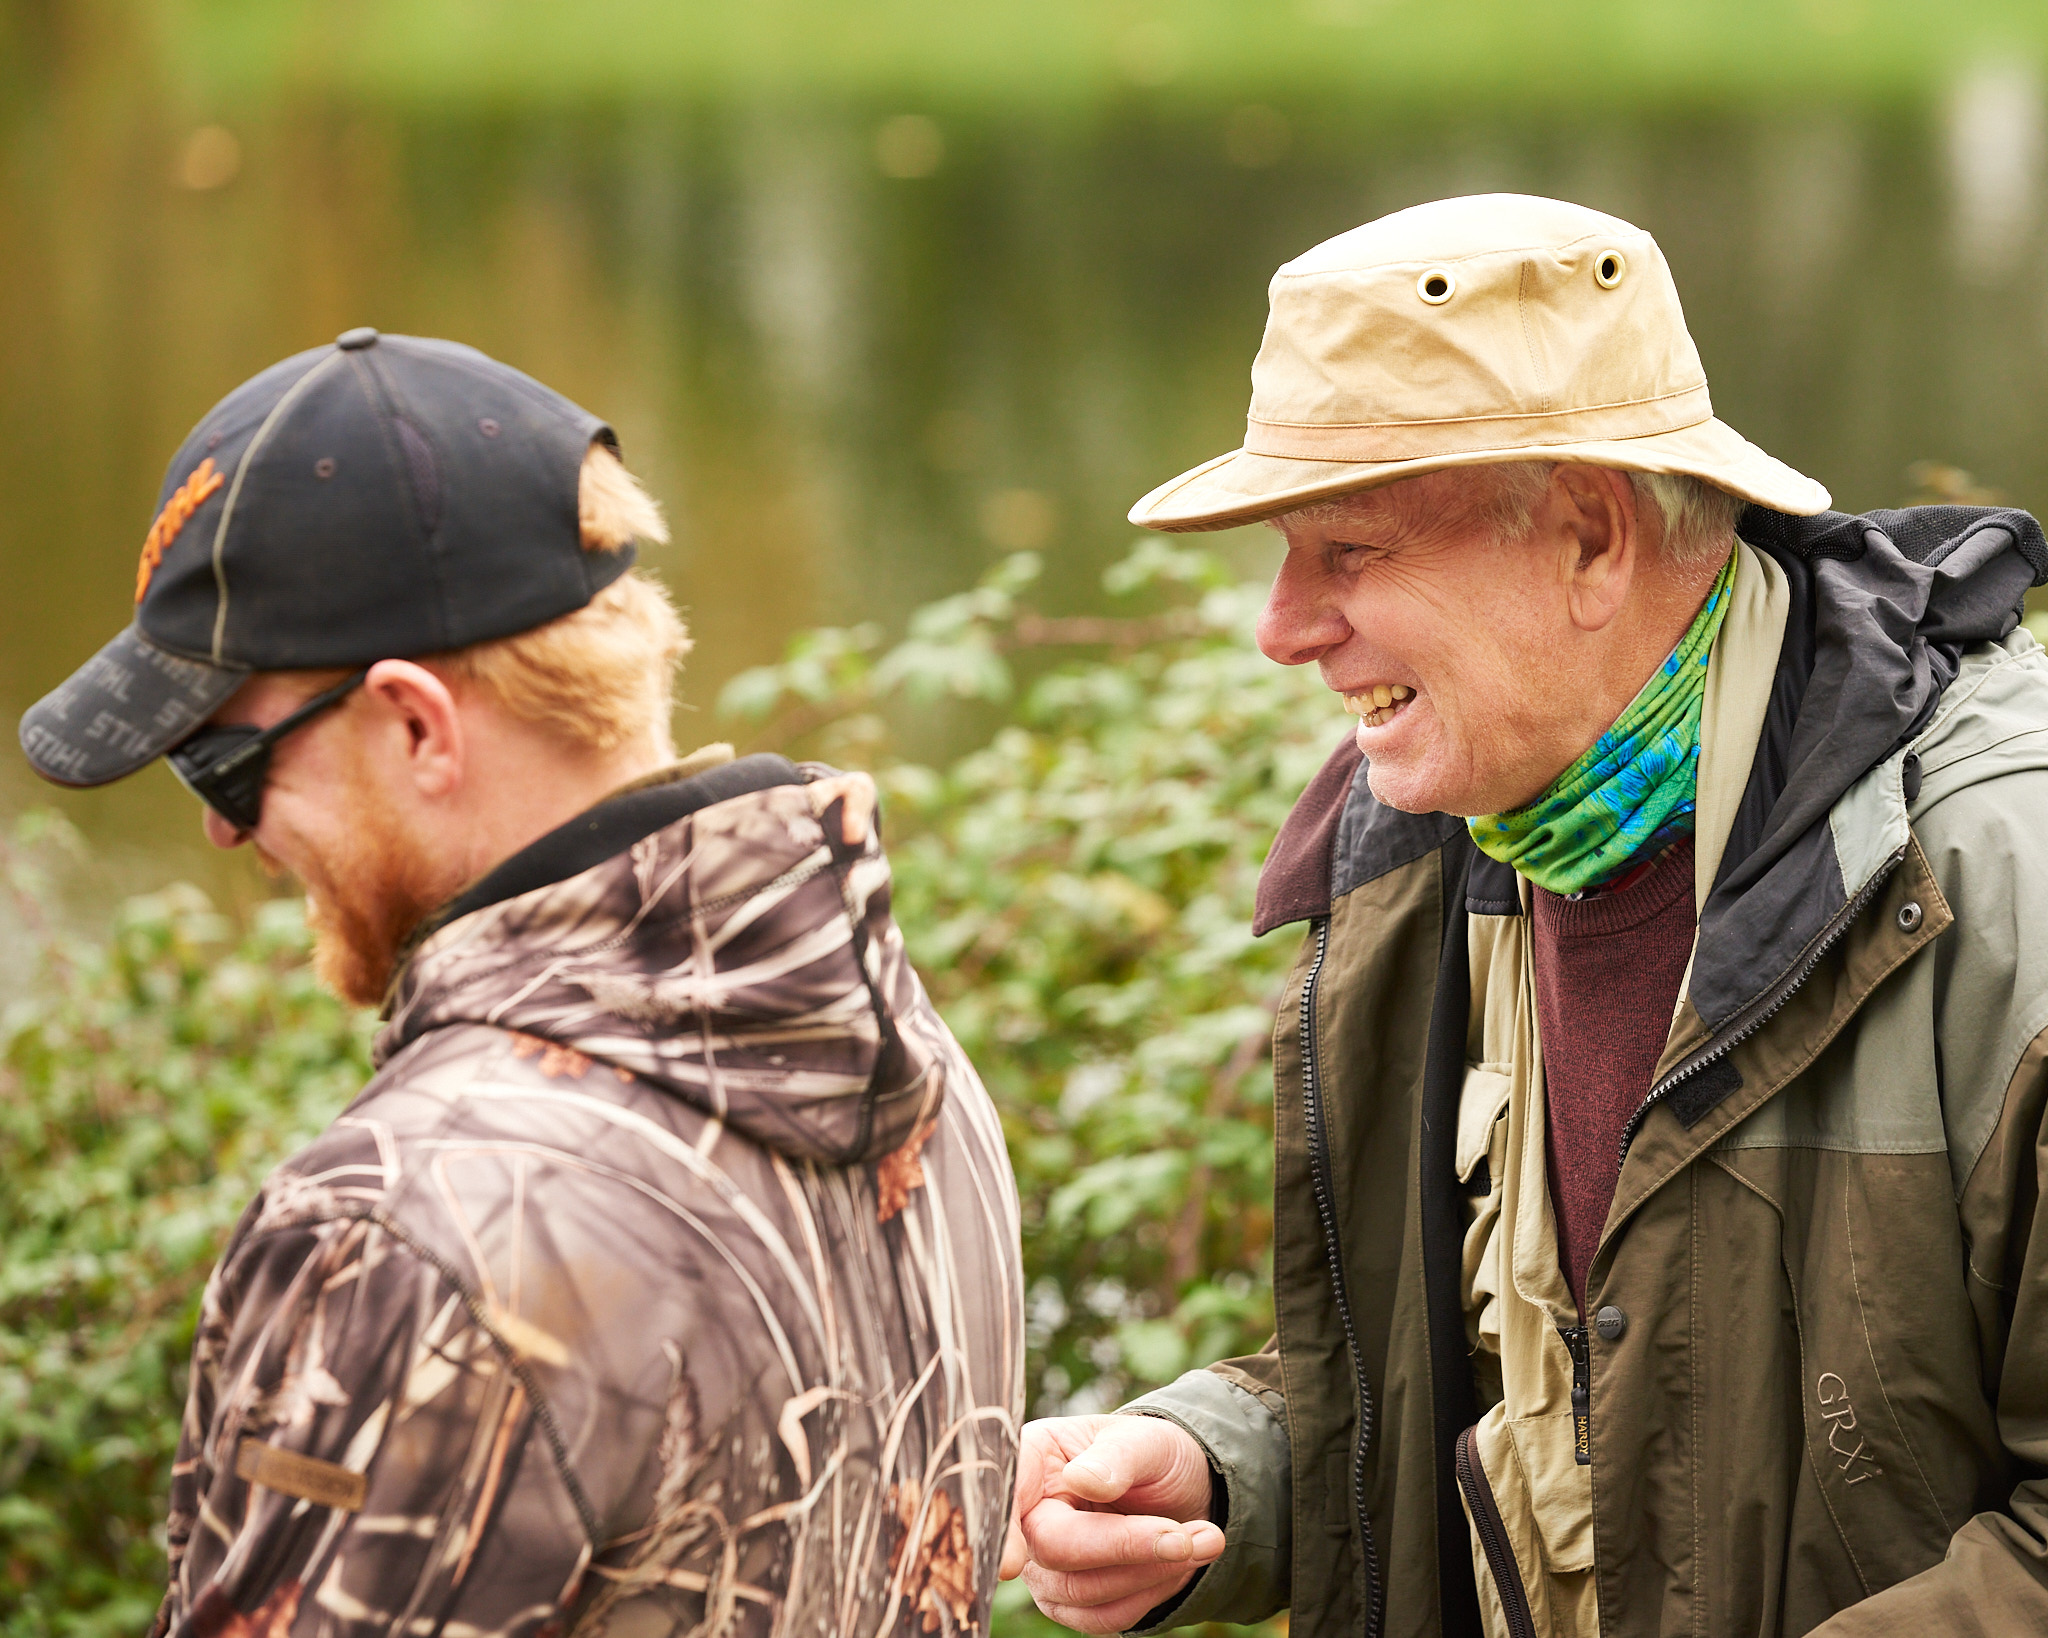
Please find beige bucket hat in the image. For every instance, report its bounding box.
[1130,193,1829,531]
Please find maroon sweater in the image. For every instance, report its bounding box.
[1531,839,1697,1317]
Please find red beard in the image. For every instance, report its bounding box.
[264,802,442,1008]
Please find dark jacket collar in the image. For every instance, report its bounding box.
[386,752,804,1001]
[1252,735,1362,936]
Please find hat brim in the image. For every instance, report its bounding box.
[1128,416,1831,532]
[19,626,247,789]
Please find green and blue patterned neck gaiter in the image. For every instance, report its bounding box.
[1468,549,1738,896]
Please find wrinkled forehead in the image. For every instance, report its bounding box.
[1268,466,1509,541]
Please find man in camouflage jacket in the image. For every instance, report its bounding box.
[159,757,1022,1638]
[16,332,1024,1638]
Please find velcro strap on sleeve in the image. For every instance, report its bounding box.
[234,1438,367,1512]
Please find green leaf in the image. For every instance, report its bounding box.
[1115,1318,1188,1386]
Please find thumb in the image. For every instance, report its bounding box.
[1057,1416,1190,1507]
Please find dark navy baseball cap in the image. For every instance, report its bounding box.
[19,328,634,789]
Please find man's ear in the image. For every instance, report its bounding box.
[1552,465,1639,635]
[361,659,465,800]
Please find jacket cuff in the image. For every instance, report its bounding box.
[1117,1369,1291,1633]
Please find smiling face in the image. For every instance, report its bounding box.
[1255,463,1704,818]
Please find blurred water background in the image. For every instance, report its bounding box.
[6,0,2048,910]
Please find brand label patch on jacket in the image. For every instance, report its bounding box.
[234,1437,367,1511]
[134,457,225,603]
[1815,1374,1884,1485]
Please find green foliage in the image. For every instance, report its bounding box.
[724,543,1331,1422]
[1,541,1325,1634]
[173,0,2048,109]
[0,816,375,1634]
[722,542,1326,1637]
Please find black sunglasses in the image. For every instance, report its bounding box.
[167,670,369,833]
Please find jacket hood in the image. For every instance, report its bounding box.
[1685,503,2043,1032]
[375,775,944,1167]
[1257,505,2047,1028]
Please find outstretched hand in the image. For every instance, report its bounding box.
[1003,1414,1225,1633]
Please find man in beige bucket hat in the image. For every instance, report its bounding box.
[1005,195,2048,1637]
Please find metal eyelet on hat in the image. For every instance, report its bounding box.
[1416,268,1456,305]
[1594,251,1627,288]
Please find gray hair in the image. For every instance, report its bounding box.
[1278,463,1746,567]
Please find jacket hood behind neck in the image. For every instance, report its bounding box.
[1684,502,2045,1031]
[374,774,943,1167]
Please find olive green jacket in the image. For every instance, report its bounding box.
[1128,505,2048,1636]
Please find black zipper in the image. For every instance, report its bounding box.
[1617,844,1908,1164]
[1454,1425,1537,1638]
[1561,1324,1590,1466]
[1298,917,1384,1638]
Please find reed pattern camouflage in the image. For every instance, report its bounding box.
[150,768,1024,1638]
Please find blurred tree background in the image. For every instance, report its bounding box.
[8,0,2048,1632]
[7,0,2048,897]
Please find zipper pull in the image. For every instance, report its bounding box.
[1562,1324,1591,1466]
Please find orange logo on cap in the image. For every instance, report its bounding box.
[134,457,226,603]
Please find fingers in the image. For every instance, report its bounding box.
[1003,1415,1085,1581]
[1026,1558,1206,1609]
[807,772,878,846]
[1021,1560,1203,1635]
[1000,1519,1030,1582]
[1005,1413,1222,1623]
[1021,1494,1224,1574]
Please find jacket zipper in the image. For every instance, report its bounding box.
[1443,838,1905,1627]
[1455,1425,1538,1638]
[1561,1324,1590,1466]
[1617,844,1908,1164]
[1298,917,1384,1638]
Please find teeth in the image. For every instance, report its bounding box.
[1342,684,1415,719]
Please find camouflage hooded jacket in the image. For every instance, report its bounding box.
[150,755,1024,1638]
